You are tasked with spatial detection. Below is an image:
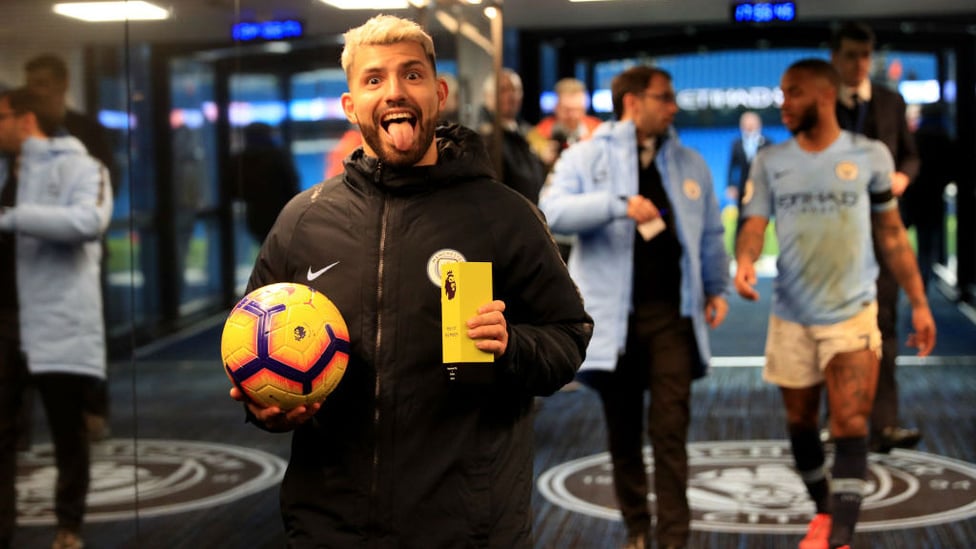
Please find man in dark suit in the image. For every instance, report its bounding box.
[902,102,956,291]
[726,110,771,209]
[830,22,922,453]
[478,68,547,204]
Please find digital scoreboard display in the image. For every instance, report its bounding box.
[232,20,304,42]
[731,2,797,23]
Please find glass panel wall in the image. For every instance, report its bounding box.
[170,58,222,315]
[3,3,138,548]
[5,3,972,548]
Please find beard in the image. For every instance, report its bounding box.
[789,103,818,136]
[360,102,439,168]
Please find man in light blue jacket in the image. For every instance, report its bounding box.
[539,66,729,549]
[0,87,111,549]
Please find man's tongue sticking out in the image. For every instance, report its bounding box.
[387,120,416,152]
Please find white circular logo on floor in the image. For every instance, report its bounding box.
[537,440,976,533]
[16,439,286,525]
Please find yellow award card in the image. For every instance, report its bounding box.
[441,261,494,374]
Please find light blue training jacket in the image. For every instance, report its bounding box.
[539,120,728,379]
[0,136,112,379]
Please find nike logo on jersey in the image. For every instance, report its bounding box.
[773,169,792,179]
[307,261,340,281]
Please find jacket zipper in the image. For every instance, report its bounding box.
[370,163,388,528]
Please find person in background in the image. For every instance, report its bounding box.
[438,72,460,125]
[528,77,603,170]
[530,77,605,262]
[830,22,923,454]
[540,65,729,549]
[25,53,115,444]
[228,122,300,243]
[735,59,934,549]
[24,54,113,180]
[229,14,592,547]
[479,68,548,203]
[0,87,112,549]
[323,123,363,180]
[726,110,771,207]
[171,124,206,301]
[901,101,956,291]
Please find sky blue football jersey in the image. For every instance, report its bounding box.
[741,130,896,325]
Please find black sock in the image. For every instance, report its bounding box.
[829,436,868,546]
[789,426,830,514]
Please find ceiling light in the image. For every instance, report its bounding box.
[53,1,170,22]
[317,0,414,8]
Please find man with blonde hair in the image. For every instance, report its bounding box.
[230,14,591,548]
[528,77,603,168]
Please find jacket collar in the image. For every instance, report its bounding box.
[344,124,496,195]
[594,120,679,157]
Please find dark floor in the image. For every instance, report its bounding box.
[531,366,976,549]
[13,278,976,548]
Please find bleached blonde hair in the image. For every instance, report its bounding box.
[341,15,437,78]
[554,77,587,97]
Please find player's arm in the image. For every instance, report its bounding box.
[870,208,924,301]
[869,142,934,355]
[734,216,768,301]
[232,198,313,431]
[871,207,936,355]
[491,202,593,396]
[734,148,773,301]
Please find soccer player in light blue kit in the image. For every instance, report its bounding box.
[734,59,935,549]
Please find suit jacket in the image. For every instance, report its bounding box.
[479,117,547,204]
[837,82,920,317]
[727,134,771,192]
[902,121,956,225]
[836,83,920,180]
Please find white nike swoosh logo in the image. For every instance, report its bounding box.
[307,261,340,281]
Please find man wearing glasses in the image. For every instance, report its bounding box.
[540,66,729,549]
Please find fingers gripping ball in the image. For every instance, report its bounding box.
[222,283,350,410]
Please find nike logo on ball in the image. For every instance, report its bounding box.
[307,261,340,281]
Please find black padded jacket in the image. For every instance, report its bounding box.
[246,124,593,549]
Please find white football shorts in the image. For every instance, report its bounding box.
[762,301,882,389]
